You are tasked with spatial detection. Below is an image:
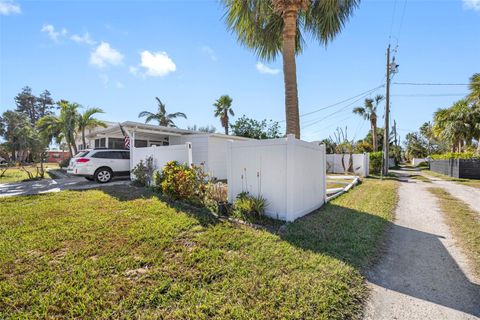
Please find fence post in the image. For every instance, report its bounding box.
[322,145,327,202]
[186,142,193,167]
[286,134,295,221]
[226,140,233,203]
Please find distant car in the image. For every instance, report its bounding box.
[67,149,130,183]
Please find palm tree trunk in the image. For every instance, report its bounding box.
[81,127,86,150]
[282,8,300,139]
[371,120,377,151]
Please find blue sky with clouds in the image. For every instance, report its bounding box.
[1,0,479,142]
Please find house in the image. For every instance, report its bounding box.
[46,150,70,163]
[77,121,251,180]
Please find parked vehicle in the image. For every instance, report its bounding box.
[67,149,130,183]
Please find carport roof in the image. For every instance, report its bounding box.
[87,121,201,138]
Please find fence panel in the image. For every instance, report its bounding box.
[227,135,326,222]
[131,143,192,179]
[325,153,369,176]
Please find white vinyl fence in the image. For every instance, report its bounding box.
[326,153,370,177]
[131,143,193,179]
[227,135,326,222]
[411,158,428,166]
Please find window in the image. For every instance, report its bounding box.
[134,140,148,148]
[121,151,130,160]
[94,138,106,148]
[108,138,126,150]
[91,151,114,159]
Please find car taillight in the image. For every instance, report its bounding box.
[76,158,90,163]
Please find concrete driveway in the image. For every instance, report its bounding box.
[0,176,130,197]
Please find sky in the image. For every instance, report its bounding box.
[0,0,479,143]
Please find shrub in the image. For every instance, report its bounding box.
[59,158,70,168]
[430,152,479,160]
[132,157,155,186]
[158,161,208,205]
[418,161,429,167]
[232,192,267,220]
[369,151,383,174]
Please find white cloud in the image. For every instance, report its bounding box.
[201,45,217,61]
[89,42,124,68]
[463,0,480,11]
[99,74,109,87]
[115,81,124,89]
[256,62,280,75]
[41,24,67,41]
[71,32,96,45]
[0,0,21,15]
[132,51,176,77]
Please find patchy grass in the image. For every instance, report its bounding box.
[327,181,347,189]
[0,163,59,184]
[0,180,398,319]
[423,170,480,189]
[428,188,480,277]
[410,174,431,183]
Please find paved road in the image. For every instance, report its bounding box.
[0,176,130,197]
[364,170,480,320]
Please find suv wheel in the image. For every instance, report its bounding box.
[95,168,113,183]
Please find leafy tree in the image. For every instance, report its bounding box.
[186,124,216,133]
[14,86,37,125]
[138,97,187,127]
[77,108,107,149]
[433,99,472,152]
[353,95,383,151]
[221,0,359,138]
[36,90,55,119]
[213,95,235,135]
[37,100,80,155]
[231,115,282,139]
[419,122,448,155]
[404,132,428,159]
[467,73,480,106]
[0,111,31,160]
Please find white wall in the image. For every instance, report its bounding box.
[411,158,427,166]
[131,143,192,179]
[326,153,369,177]
[227,135,326,222]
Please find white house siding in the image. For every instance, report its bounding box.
[326,154,370,177]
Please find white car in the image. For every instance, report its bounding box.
[67,149,130,183]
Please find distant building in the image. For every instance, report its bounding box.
[46,150,70,163]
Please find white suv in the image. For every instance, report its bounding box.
[67,149,130,183]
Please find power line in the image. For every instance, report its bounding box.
[393,82,469,86]
[280,85,384,123]
[392,93,467,97]
[396,0,408,44]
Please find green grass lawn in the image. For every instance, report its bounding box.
[0,179,398,319]
[428,188,480,277]
[423,170,480,189]
[0,163,59,184]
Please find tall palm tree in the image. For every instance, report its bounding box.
[467,73,480,106]
[353,95,384,151]
[222,0,359,139]
[37,100,80,155]
[138,97,187,127]
[77,108,107,149]
[213,95,235,135]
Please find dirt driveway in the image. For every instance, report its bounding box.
[364,170,480,319]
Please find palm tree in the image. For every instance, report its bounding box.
[37,100,80,155]
[221,0,359,139]
[213,95,235,135]
[138,97,187,127]
[353,95,384,151]
[77,108,107,149]
[467,73,480,106]
[433,100,471,152]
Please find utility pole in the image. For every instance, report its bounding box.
[383,45,391,176]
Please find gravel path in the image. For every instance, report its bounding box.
[364,171,480,319]
[423,173,480,215]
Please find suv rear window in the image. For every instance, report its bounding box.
[75,151,90,158]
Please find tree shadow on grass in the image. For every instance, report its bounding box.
[280,203,480,317]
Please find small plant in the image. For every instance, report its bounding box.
[232,192,267,220]
[430,152,479,160]
[131,156,156,186]
[369,151,383,174]
[59,158,71,168]
[158,161,208,205]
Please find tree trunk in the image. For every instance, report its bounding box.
[282,8,300,139]
[477,136,480,155]
[371,118,377,151]
[82,127,86,150]
[223,115,229,135]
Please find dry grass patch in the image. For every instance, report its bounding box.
[428,188,480,277]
